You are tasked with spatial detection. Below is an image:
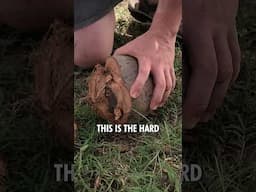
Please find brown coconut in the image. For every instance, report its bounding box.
[86,55,153,123]
[113,55,153,116]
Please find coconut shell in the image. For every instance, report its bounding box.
[113,55,153,116]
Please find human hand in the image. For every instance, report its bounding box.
[183,0,241,129]
[114,29,176,110]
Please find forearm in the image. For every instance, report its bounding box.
[150,0,182,40]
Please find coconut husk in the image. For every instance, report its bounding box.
[86,57,132,123]
[32,21,73,150]
[86,55,153,123]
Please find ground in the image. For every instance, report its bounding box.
[74,1,182,192]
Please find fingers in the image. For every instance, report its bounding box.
[183,32,218,129]
[114,43,151,98]
[171,68,176,91]
[114,39,176,110]
[228,27,241,83]
[130,57,151,98]
[160,69,173,107]
[201,35,233,122]
[150,69,166,110]
[202,29,240,121]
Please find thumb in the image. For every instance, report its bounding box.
[130,57,151,98]
[114,43,134,56]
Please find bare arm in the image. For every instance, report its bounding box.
[150,0,182,39]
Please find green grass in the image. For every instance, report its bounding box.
[74,1,182,192]
[183,1,256,191]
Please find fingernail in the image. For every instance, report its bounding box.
[150,104,157,110]
[130,91,138,98]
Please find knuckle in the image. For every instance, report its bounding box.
[140,56,150,65]
[158,82,166,90]
[139,67,149,76]
[200,63,218,78]
[218,67,233,82]
[154,97,162,104]
[166,83,172,91]
[134,81,144,90]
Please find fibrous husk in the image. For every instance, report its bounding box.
[87,57,132,123]
[86,56,153,123]
[32,21,73,150]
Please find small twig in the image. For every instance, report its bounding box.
[131,108,151,123]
